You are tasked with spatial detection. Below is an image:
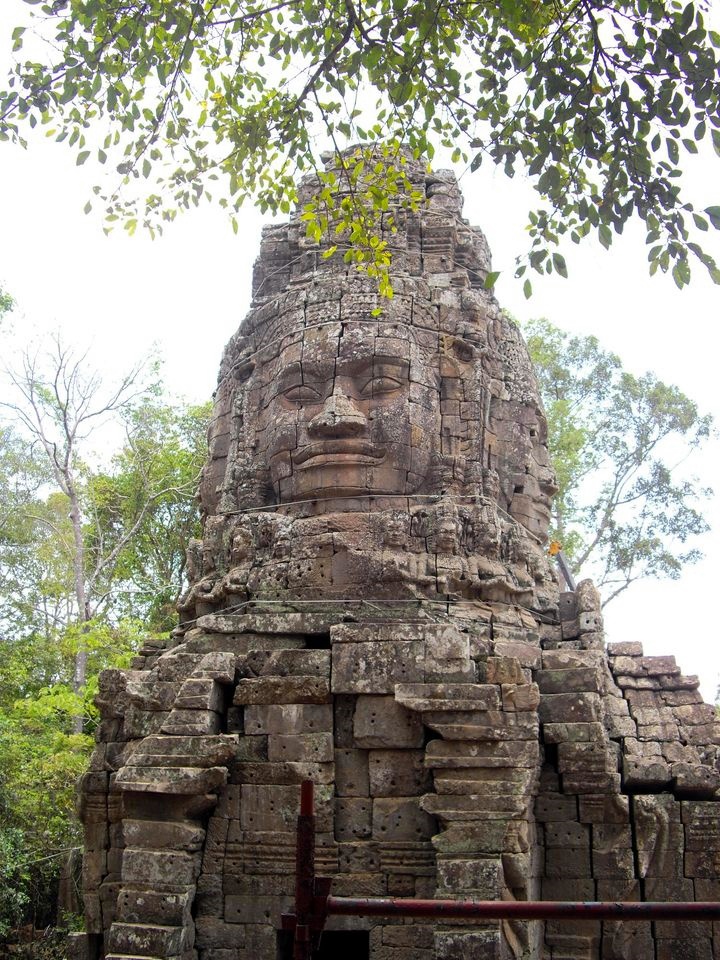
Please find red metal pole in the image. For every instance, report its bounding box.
[325,896,720,922]
[293,781,316,960]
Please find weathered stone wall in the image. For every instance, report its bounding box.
[77,149,720,960]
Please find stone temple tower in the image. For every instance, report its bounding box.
[78,150,720,960]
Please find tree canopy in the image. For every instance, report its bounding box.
[2,0,720,292]
[525,316,713,605]
[0,335,210,931]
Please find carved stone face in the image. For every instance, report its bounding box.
[249,323,441,502]
[433,516,461,555]
[506,405,558,532]
[383,513,409,549]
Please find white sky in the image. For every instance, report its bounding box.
[1,3,719,701]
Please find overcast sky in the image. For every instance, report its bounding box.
[1,2,719,700]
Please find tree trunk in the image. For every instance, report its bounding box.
[68,485,88,734]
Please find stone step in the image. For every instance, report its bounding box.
[107,921,186,956]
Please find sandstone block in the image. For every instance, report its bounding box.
[237,648,330,678]
[175,678,224,711]
[545,845,592,879]
[193,651,236,683]
[501,682,540,711]
[434,929,504,960]
[681,801,720,849]
[334,797,373,840]
[606,716,637,739]
[107,922,186,957]
[425,738,538,768]
[542,649,605,670]
[681,722,720,745]
[623,758,672,789]
[383,926,434,948]
[607,641,643,657]
[641,655,679,676]
[536,667,601,694]
[578,611,602,633]
[372,797,437,841]
[485,656,524,684]
[195,874,223,916]
[542,721,604,744]
[224,894,290,924]
[394,682,501,712]
[331,641,424,693]
[368,750,432,796]
[117,886,195,927]
[492,640,541,668]
[535,794,578,823]
[240,783,332,833]
[160,709,221,736]
[421,792,527,820]
[353,696,424,748]
[538,692,601,723]
[336,841,380,873]
[123,705,168,738]
[558,741,619,775]
[660,669,699,688]
[229,760,334,785]
[243,703,333,735]
[437,858,503,897]
[114,766,228,795]
[195,917,247,948]
[267,733,334,763]
[335,748,369,796]
[673,703,718,725]
[575,579,601,612]
[422,710,538,742]
[656,939,713,960]
[121,849,201,885]
[542,879,595,900]
[543,821,589,847]
[233,676,330,704]
[122,820,205,852]
[431,821,521,857]
[130,734,238,768]
[672,764,720,798]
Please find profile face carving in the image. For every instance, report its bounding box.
[248,322,441,502]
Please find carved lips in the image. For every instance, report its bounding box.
[293,440,387,469]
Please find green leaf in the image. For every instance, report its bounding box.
[76,150,90,166]
[523,278,532,299]
[483,270,500,289]
[712,129,720,158]
[552,253,568,278]
[705,207,720,230]
[598,224,612,250]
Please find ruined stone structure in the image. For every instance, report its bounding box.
[78,151,720,960]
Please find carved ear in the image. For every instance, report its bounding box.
[232,358,255,383]
[450,339,477,364]
[439,334,478,377]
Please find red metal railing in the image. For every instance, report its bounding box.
[281,781,720,960]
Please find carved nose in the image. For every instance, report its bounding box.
[307,392,367,438]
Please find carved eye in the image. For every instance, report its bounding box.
[282,385,322,404]
[361,376,404,397]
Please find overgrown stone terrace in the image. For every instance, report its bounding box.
[77,150,720,960]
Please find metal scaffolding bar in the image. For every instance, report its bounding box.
[282,781,720,958]
[326,896,720,921]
